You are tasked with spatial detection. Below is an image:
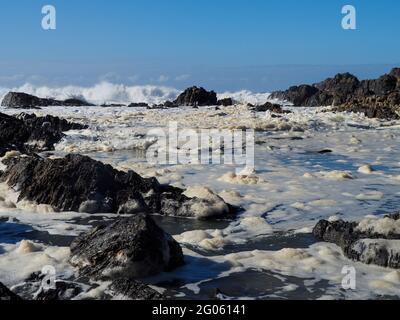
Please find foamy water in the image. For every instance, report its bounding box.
[1,98,400,299]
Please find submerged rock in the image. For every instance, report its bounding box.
[313,213,400,269]
[70,214,184,279]
[174,86,218,107]
[0,112,87,156]
[109,278,164,300]
[0,282,22,301]
[1,92,94,108]
[1,154,235,219]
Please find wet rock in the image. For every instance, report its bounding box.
[1,154,235,219]
[249,102,290,113]
[270,67,400,119]
[0,112,87,156]
[313,213,400,269]
[1,92,94,108]
[174,86,218,107]
[109,278,164,300]
[217,98,234,106]
[270,85,320,106]
[0,282,22,300]
[128,102,150,108]
[100,103,126,107]
[70,214,184,279]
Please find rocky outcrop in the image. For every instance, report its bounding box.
[1,154,235,219]
[270,68,400,119]
[0,282,22,301]
[1,92,94,108]
[174,86,218,107]
[313,214,400,269]
[109,278,164,300]
[0,112,87,156]
[70,214,184,279]
[332,93,400,120]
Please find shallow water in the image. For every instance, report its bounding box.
[1,104,400,299]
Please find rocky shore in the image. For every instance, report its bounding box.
[270,68,400,120]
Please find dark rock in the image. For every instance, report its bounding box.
[100,103,126,107]
[270,85,320,106]
[0,112,87,156]
[174,86,218,107]
[109,278,164,300]
[1,92,94,108]
[270,67,400,119]
[128,102,150,108]
[313,213,400,269]
[0,282,22,300]
[249,102,290,114]
[1,154,234,219]
[70,214,184,279]
[332,94,400,120]
[217,98,234,106]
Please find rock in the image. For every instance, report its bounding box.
[1,92,94,108]
[174,86,218,107]
[128,102,150,108]
[1,154,235,219]
[332,94,400,120]
[100,103,126,107]
[109,278,164,300]
[0,282,22,300]
[217,98,234,106]
[270,67,400,119]
[0,112,87,156]
[70,214,184,279]
[249,102,289,113]
[313,213,400,269]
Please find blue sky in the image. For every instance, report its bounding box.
[0,0,399,91]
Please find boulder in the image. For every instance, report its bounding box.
[174,86,218,107]
[0,112,87,156]
[1,92,93,108]
[1,154,235,219]
[0,282,22,301]
[217,98,234,106]
[109,278,164,300]
[70,214,184,279]
[270,85,320,106]
[313,213,400,269]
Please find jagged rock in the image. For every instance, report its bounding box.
[70,214,184,279]
[0,282,22,300]
[128,102,150,108]
[270,68,400,119]
[217,98,234,106]
[1,154,235,219]
[0,112,87,156]
[174,86,218,107]
[1,92,94,108]
[109,278,164,300]
[313,213,400,269]
[332,93,400,120]
[270,85,320,106]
